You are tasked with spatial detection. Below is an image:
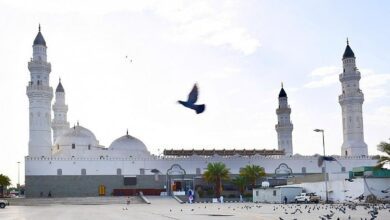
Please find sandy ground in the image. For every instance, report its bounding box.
[1,197,389,220]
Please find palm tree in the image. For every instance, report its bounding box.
[0,174,11,197]
[203,162,230,197]
[377,141,390,168]
[232,176,247,194]
[239,165,265,189]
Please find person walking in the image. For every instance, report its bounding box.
[284,196,288,204]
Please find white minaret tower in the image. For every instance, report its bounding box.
[339,39,368,156]
[52,79,70,143]
[275,84,293,156]
[27,25,53,157]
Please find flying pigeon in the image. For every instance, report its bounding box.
[317,156,340,167]
[178,83,206,114]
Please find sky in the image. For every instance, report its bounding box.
[0,0,389,186]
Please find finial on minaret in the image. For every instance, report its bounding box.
[59,77,61,83]
[126,129,129,136]
[281,82,284,88]
[39,24,41,32]
[346,37,349,45]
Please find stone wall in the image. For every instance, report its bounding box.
[25,175,167,197]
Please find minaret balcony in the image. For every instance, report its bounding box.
[53,105,68,112]
[26,84,53,98]
[339,72,361,82]
[338,92,364,104]
[276,108,291,114]
[275,123,293,130]
[28,61,51,72]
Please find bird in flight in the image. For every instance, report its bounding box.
[178,83,206,114]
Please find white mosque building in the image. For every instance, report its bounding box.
[25,27,376,197]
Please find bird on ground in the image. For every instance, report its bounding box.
[125,55,132,63]
[177,83,206,114]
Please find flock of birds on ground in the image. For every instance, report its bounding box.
[271,203,390,220]
[156,203,390,220]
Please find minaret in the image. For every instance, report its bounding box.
[52,79,70,142]
[26,25,53,157]
[339,39,368,156]
[275,84,293,156]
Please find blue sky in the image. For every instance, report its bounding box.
[0,0,389,186]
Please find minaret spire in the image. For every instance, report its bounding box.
[39,23,41,32]
[275,84,293,156]
[27,26,53,157]
[52,79,70,143]
[339,40,367,156]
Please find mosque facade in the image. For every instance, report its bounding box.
[25,27,376,197]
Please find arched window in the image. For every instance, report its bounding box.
[72,143,75,149]
[117,168,122,175]
[88,144,91,150]
[81,169,86,175]
[57,169,62,175]
[341,167,346,172]
[301,167,306,174]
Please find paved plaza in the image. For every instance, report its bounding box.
[1,197,389,220]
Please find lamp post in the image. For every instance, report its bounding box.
[314,129,328,203]
[17,161,21,189]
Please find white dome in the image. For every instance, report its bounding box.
[55,125,99,147]
[109,134,149,156]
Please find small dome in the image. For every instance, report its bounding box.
[342,43,355,59]
[56,81,64,93]
[278,88,287,98]
[55,125,98,147]
[33,30,46,46]
[109,133,149,156]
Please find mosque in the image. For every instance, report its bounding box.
[25,26,376,197]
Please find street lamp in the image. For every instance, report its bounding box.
[17,161,21,189]
[314,129,329,203]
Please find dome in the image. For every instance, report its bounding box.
[56,81,64,93]
[109,133,149,156]
[33,26,46,46]
[278,88,287,98]
[55,125,99,147]
[342,41,355,59]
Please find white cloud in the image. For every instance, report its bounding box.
[204,67,241,80]
[2,0,260,55]
[304,66,340,88]
[365,106,390,128]
[359,68,390,102]
[158,0,261,55]
[310,66,341,77]
[304,66,390,101]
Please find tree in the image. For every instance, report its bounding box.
[203,162,230,197]
[239,165,265,188]
[0,174,11,197]
[232,176,247,194]
[377,141,390,168]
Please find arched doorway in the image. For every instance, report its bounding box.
[166,164,192,196]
